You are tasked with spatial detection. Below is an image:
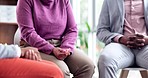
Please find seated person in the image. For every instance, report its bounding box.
[97,0,148,78]
[0,43,63,78]
[16,0,95,78]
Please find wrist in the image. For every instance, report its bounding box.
[113,35,123,43]
[20,48,25,57]
[119,36,127,45]
[14,45,22,57]
[118,36,123,44]
[144,36,148,45]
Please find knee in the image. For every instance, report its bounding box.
[89,61,95,71]
[97,54,119,74]
[47,65,64,78]
[136,54,148,69]
[88,63,95,74]
[81,59,95,75]
[60,67,71,78]
[98,53,116,67]
[56,63,71,78]
[85,61,95,73]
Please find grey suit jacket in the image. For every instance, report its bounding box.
[96,0,148,45]
[0,44,20,58]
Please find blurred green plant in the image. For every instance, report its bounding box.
[76,22,91,53]
[76,21,105,54]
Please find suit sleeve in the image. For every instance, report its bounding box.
[96,0,120,44]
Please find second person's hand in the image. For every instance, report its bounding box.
[21,47,42,61]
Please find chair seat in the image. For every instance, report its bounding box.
[122,68,147,71]
[120,67,148,78]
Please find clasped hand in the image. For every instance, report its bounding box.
[119,34,148,49]
[53,47,71,60]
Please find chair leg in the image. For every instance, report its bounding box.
[120,70,129,78]
[140,70,148,78]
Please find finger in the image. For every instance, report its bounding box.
[25,50,30,59]
[29,50,32,60]
[31,50,39,60]
[33,51,41,61]
[28,50,35,60]
[136,42,145,47]
[31,50,36,60]
[127,41,137,49]
[36,52,42,61]
[128,36,136,41]
[127,41,135,45]
[127,45,137,49]
[65,50,70,56]
[59,49,65,53]
[67,49,71,55]
[33,52,38,61]
[58,52,66,55]
[136,39,145,43]
[136,44,144,47]
[67,52,70,55]
[135,39,145,47]
[57,47,62,51]
[136,34,144,38]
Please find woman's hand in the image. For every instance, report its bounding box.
[52,47,70,60]
[21,47,42,61]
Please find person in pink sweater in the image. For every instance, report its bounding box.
[0,44,63,78]
[16,0,95,78]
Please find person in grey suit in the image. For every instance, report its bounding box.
[97,0,148,78]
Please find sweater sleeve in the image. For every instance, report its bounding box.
[16,0,54,54]
[0,44,21,58]
[60,0,78,53]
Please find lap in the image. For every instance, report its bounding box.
[65,48,94,73]
[136,45,148,68]
[99,43,135,69]
[40,48,95,75]
[40,52,70,78]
